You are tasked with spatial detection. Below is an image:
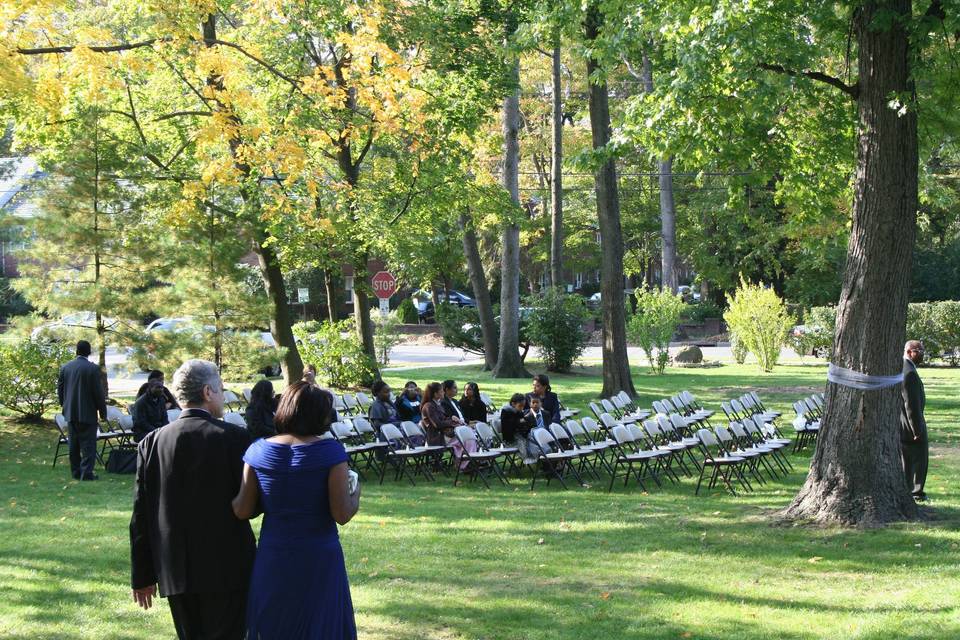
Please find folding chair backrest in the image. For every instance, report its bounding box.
[582,416,599,432]
[601,398,616,414]
[224,389,240,405]
[242,388,252,403]
[342,394,357,410]
[380,423,406,444]
[479,392,495,410]
[812,394,825,409]
[750,391,765,409]
[548,422,569,444]
[642,420,660,441]
[356,392,371,406]
[668,397,683,412]
[681,390,695,406]
[804,397,820,414]
[792,416,809,432]
[714,425,735,445]
[721,401,735,419]
[669,413,688,434]
[564,419,587,443]
[656,414,674,432]
[475,422,496,446]
[651,399,665,415]
[399,421,419,438]
[333,395,348,412]
[224,412,246,428]
[728,421,749,439]
[167,409,181,422]
[532,427,557,455]
[353,416,374,435]
[106,405,124,424]
[613,396,627,411]
[793,401,807,418]
[55,413,69,431]
[696,428,719,447]
[609,424,631,445]
[329,422,350,440]
[455,425,477,446]
[600,413,619,429]
[628,423,648,444]
[740,394,756,411]
[617,390,633,407]
[490,416,502,435]
[731,398,746,415]
[119,414,134,431]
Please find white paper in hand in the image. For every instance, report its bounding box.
[347,469,359,495]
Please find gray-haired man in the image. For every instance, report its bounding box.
[129,360,255,639]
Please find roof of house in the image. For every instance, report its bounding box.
[0,157,43,219]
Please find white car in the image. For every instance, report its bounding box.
[31,312,120,340]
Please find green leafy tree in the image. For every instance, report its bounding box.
[0,340,72,421]
[627,287,685,374]
[525,288,590,372]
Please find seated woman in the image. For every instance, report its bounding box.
[233,382,360,639]
[421,382,458,446]
[500,393,538,466]
[368,379,422,448]
[244,379,277,441]
[525,373,561,418]
[394,380,422,422]
[459,382,488,424]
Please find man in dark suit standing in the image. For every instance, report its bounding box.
[129,359,256,639]
[901,340,929,502]
[57,340,107,480]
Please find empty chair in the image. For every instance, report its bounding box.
[341,394,359,415]
[694,429,749,496]
[529,428,584,490]
[606,424,669,492]
[223,389,242,409]
[452,426,508,487]
[355,392,373,412]
[224,412,247,428]
[714,425,766,485]
[378,423,433,485]
[52,414,70,467]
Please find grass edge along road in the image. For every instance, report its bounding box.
[1,362,959,639]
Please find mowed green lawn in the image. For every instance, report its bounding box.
[2,362,959,639]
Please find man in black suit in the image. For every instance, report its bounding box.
[57,340,107,480]
[129,359,256,639]
[901,340,929,502]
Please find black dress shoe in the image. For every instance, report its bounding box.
[914,492,928,502]
[80,473,99,481]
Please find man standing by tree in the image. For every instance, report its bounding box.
[902,340,929,502]
[57,340,106,481]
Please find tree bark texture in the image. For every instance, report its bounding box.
[493,59,530,378]
[784,0,919,526]
[550,38,564,290]
[585,5,636,398]
[658,156,678,292]
[202,14,303,386]
[351,252,378,374]
[323,268,339,322]
[460,209,499,371]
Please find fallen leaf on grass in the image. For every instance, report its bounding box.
[600,592,611,600]
[808,556,823,563]
[537,538,545,545]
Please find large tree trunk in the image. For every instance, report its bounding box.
[493,59,530,378]
[784,0,919,526]
[585,5,635,398]
[202,14,303,386]
[352,252,378,372]
[460,209,499,370]
[550,37,564,290]
[640,53,677,292]
[658,156,678,291]
[254,237,303,386]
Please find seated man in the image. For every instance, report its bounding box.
[131,379,169,442]
[136,370,180,410]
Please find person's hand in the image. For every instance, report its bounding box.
[132,584,157,609]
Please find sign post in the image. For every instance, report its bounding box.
[371,271,397,318]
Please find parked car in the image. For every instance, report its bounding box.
[413,290,476,323]
[31,312,120,341]
[677,285,702,302]
[586,289,635,310]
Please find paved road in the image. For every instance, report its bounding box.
[100,343,813,395]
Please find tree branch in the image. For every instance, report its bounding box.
[154,110,212,122]
[758,62,859,99]
[17,38,167,55]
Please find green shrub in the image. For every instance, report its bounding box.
[373,313,403,367]
[934,301,960,365]
[724,279,793,372]
[0,340,73,420]
[730,333,748,364]
[128,326,282,380]
[627,287,685,374]
[396,297,419,324]
[681,301,723,324]
[524,289,590,372]
[786,306,834,360]
[436,303,531,362]
[292,319,377,389]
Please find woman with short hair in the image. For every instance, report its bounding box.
[234,381,359,639]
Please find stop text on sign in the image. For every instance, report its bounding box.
[371,271,397,300]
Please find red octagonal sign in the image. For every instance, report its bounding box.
[371,271,397,300]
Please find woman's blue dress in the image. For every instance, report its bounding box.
[243,438,357,639]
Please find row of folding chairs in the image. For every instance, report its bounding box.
[792,393,824,452]
[694,418,795,495]
[52,405,135,468]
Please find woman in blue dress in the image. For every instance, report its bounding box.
[233,381,360,639]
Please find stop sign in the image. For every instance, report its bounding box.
[371,271,397,300]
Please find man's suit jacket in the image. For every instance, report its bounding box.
[440,396,466,422]
[525,408,553,431]
[129,408,256,597]
[57,356,106,425]
[901,358,927,443]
